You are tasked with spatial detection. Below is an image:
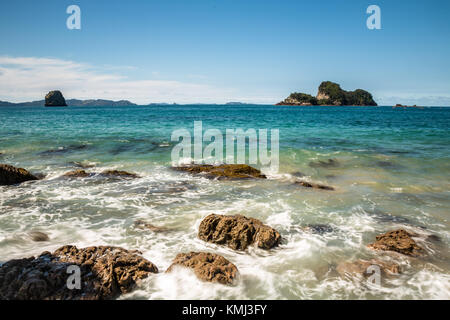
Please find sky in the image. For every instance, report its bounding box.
[0,0,449,105]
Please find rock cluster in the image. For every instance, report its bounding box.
[172,164,266,180]
[0,245,158,300]
[0,164,38,185]
[198,214,281,250]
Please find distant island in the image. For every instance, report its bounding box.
[276,81,378,106]
[0,90,137,107]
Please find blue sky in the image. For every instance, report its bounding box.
[0,0,449,105]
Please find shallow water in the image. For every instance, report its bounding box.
[0,105,449,299]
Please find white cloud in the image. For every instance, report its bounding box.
[0,56,240,104]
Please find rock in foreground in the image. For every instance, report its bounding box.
[173,164,266,180]
[198,214,281,250]
[367,229,425,256]
[0,164,38,185]
[166,252,238,285]
[45,90,67,107]
[0,245,158,300]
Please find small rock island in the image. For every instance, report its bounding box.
[45,90,67,107]
[277,81,377,106]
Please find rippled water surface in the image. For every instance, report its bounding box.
[0,105,449,299]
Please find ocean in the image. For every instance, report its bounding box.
[0,105,449,299]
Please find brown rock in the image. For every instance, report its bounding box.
[367,229,425,256]
[28,231,49,242]
[166,252,238,285]
[63,169,91,178]
[0,164,38,185]
[100,170,139,178]
[294,180,334,191]
[198,214,281,250]
[336,259,400,279]
[0,245,158,300]
[172,164,266,180]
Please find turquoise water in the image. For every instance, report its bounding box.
[0,105,449,299]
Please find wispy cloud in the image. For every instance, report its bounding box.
[0,56,239,104]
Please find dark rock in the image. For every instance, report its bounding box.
[0,245,158,300]
[294,180,334,191]
[166,252,238,285]
[172,164,266,180]
[44,91,67,107]
[367,229,425,256]
[28,231,49,242]
[63,169,92,178]
[309,159,339,168]
[39,144,88,156]
[100,170,139,178]
[291,171,306,177]
[304,224,334,234]
[70,161,95,169]
[198,214,281,250]
[0,164,38,186]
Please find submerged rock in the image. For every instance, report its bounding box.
[336,259,400,279]
[304,224,334,234]
[44,90,67,107]
[63,169,92,178]
[100,170,139,178]
[172,164,266,180]
[0,245,158,300]
[0,164,38,186]
[166,252,238,285]
[198,214,281,250]
[134,220,174,233]
[294,180,335,191]
[309,159,339,168]
[368,229,425,256]
[28,231,50,242]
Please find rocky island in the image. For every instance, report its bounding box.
[45,90,67,107]
[277,81,377,106]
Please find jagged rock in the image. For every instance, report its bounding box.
[0,245,158,300]
[294,180,334,191]
[336,259,400,279]
[28,231,49,242]
[63,169,92,178]
[367,229,425,256]
[134,220,173,233]
[100,170,139,178]
[198,214,281,250]
[309,158,339,168]
[44,91,67,107]
[173,164,266,180]
[166,252,238,285]
[0,164,38,185]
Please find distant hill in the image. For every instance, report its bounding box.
[0,99,137,107]
[277,81,377,106]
